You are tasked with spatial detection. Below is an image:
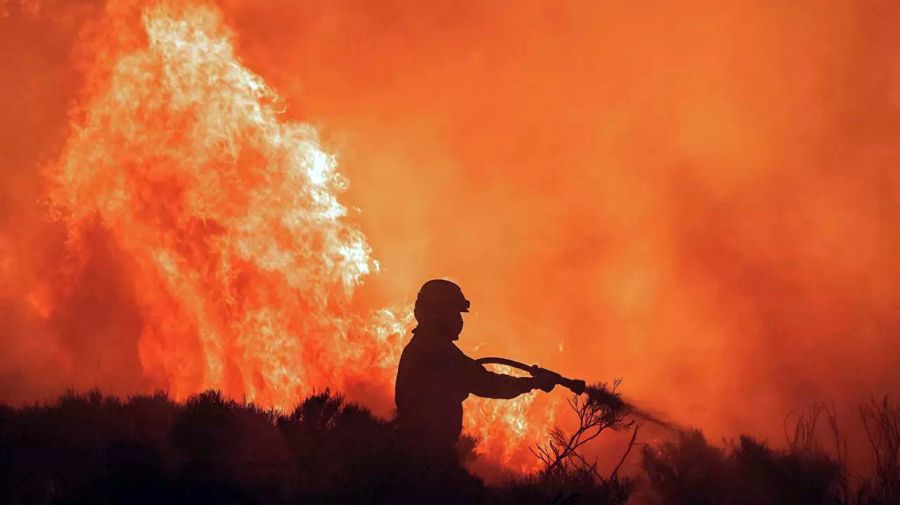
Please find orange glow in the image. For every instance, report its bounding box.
[48,2,393,406]
[3,0,900,475]
[34,1,550,470]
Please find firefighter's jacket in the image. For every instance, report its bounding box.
[395,327,534,450]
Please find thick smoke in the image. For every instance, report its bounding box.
[219,0,900,459]
[2,0,899,473]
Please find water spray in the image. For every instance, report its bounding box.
[476,357,679,431]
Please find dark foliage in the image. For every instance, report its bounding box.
[3,390,897,504]
[857,397,900,505]
[0,390,621,504]
[528,380,638,505]
[640,398,900,505]
[641,429,882,505]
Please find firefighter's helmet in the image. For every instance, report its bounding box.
[414,279,470,320]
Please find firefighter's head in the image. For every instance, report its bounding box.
[414,279,469,340]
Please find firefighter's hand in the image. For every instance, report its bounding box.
[530,368,558,393]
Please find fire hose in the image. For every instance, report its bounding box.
[476,357,586,395]
[478,357,679,430]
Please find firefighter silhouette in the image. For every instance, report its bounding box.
[395,279,556,467]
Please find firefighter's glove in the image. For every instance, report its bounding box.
[530,367,558,393]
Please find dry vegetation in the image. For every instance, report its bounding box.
[0,390,898,504]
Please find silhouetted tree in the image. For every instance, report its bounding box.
[519,381,637,505]
[857,397,900,505]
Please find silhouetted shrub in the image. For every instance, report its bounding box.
[857,397,900,505]
[513,381,637,505]
[5,390,894,504]
[0,390,185,504]
[495,467,634,505]
[0,390,533,504]
[641,429,847,505]
[641,429,731,505]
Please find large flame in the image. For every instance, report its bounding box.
[51,1,389,406]
[5,0,900,479]
[42,0,549,470]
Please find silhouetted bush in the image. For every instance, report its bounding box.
[494,468,634,505]
[1,390,605,504]
[4,391,897,504]
[857,397,900,505]
[641,429,848,505]
[517,380,637,505]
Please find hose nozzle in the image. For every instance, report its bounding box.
[476,357,587,395]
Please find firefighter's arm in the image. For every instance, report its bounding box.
[462,355,555,399]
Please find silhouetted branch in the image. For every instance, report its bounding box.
[533,380,636,482]
[859,396,900,504]
[608,423,641,482]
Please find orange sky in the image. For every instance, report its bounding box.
[221,0,900,433]
[2,0,899,472]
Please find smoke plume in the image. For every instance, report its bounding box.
[2,0,899,472]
